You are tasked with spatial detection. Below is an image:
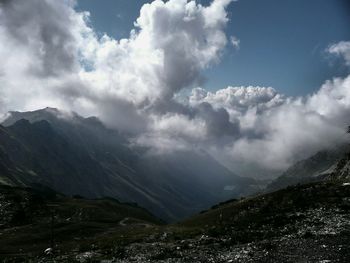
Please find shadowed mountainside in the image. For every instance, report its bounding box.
[0,108,258,222]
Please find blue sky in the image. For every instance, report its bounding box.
[77,0,350,96]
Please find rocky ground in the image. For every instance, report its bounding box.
[1,181,349,262]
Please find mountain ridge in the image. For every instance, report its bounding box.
[267,143,349,191]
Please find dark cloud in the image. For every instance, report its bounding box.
[196,102,240,138]
[0,0,78,76]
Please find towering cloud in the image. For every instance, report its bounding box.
[0,0,349,177]
[1,0,235,130]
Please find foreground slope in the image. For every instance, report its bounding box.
[0,185,162,261]
[1,179,349,262]
[0,108,257,221]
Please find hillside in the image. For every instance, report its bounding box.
[176,180,350,262]
[1,179,349,262]
[0,184,162,262]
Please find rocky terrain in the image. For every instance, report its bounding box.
[266,144,348,192]
[1,179,349,262]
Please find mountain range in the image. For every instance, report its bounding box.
[0,108,259,222]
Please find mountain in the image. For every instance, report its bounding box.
[267,144,349,191]
[0,108,258,222]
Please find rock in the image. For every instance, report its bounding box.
[44,247,53,255]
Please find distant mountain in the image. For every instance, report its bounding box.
[267,144,349,191]
[0,108,257,222]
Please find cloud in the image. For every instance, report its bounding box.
[190,86,285,117]
[328,41,350,65]
[0,0,233,129]
[230,36,240,49]
[0,0,87,113]
[134,113,208,154]
[79,0,234,108]
[195,102,240,138]
[1,0,350,177]
[189,74,350,174]
[0,0,79,76]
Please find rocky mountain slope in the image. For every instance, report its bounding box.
[323,151,350,181]
[267,144,348,191]
[0,108,257,222]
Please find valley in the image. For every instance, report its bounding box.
[0,109,350,262]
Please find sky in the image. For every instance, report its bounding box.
[1,0,350,178]
[77,0,350,96]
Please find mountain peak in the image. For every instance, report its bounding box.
[2,107,107,129]
[8,107,59,116]
[3,107,62,127]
